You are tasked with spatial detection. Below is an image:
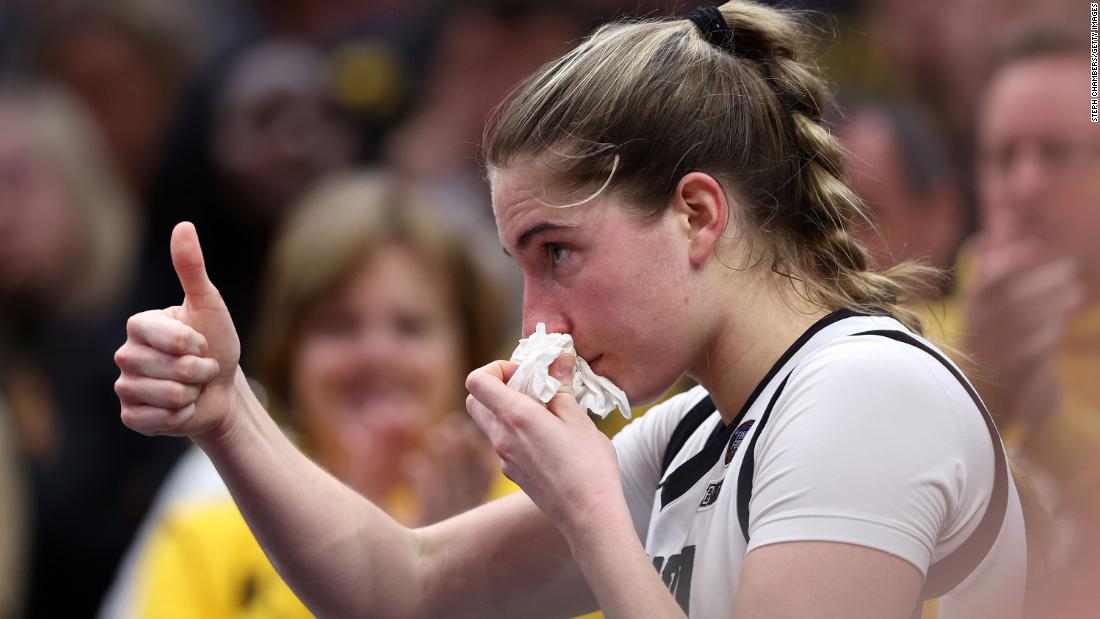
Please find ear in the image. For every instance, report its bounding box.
[670,172,730,267]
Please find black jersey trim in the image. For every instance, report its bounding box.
[658,308,863,508]
[659,395,718,478]
[736,371,793,540]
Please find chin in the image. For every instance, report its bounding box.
[597,357,684,408]
[620,374,682,408]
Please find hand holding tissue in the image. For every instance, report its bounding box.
[506,323,631,419]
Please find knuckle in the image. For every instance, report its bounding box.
[169,384,195,408]
[500,407,526,430]
[175,356,198,379]
[114,377,133,398]
[120,408,156,436]
[170,329,190,353]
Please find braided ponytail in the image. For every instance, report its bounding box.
[485,0,937,332]
[713,2,936,333]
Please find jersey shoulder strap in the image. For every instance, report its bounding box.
[732,329,1009,601]
[659,394,718,477]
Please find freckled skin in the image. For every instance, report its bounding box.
[491,159,709,405]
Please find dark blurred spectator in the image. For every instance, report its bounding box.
[821,0,1082,252]
[30,3,187,195]
[213,42,356,220]
[384,2,586,323]
[938,23,1100,618]
[0,83,183,618]
[386,1,585,226]
[860,0,1076,143]
[136,39,358,354]
[124,172,515,617]
[834,95,966,285]
[0,85,136,323]
[250,0,409,41]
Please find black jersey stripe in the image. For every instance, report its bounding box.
[736,371,792,540]
[658,308,864,508]
[659,394,718,479]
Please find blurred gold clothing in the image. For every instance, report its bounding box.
[137,381,699,619]
[136,475,519,618]
[0,401,25,618]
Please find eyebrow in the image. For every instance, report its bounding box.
[502,222,579,257]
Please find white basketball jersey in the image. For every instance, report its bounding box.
[612,310,1027,619]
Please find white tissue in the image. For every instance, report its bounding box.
[506,323,631,419]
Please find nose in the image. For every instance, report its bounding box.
[352,325,403,368]
[1004,145,1050,219]
[521,280,569,337]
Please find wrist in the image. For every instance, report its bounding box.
[561,490,636,555]
[192,367,258,455]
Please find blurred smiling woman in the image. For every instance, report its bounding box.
[132,172,513,618]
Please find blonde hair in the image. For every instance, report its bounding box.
[1,83,138,317]
[251,171,510,424]
[485,0,935,330]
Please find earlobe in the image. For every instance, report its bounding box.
[673,172,729,267]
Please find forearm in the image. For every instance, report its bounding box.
[564,502,686,619]
[194,368,425,618]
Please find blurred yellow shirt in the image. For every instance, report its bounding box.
[136,475,519,618]
[136,382,697,619]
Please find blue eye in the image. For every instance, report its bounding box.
[546,243,571,265]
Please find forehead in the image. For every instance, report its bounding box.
[333,244,449,304]
[982,57,1092,141]
[489,158,604,247]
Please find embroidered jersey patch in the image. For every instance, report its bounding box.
[698,479,724,511]
[725,419,755,465]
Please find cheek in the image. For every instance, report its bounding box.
[290,338,350,414]
[575,242,695,400]
[400,330,465,414]
[978,174,1008,216]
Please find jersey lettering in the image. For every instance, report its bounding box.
[698,479,723,510]
[652,545,696,613]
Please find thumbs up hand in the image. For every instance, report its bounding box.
[115,222,243,440]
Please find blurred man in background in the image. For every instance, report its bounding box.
[835,95,967,285]
[954,22,1100,618]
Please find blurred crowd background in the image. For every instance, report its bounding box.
[0,0,1096,617]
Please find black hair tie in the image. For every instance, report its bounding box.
[687,6,734,51]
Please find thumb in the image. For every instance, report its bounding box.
[171,222,224,310]
[547,354,580,419]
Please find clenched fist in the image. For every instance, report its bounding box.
[114,222,243,440]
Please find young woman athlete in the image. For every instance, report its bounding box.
[113,3,1027,618]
